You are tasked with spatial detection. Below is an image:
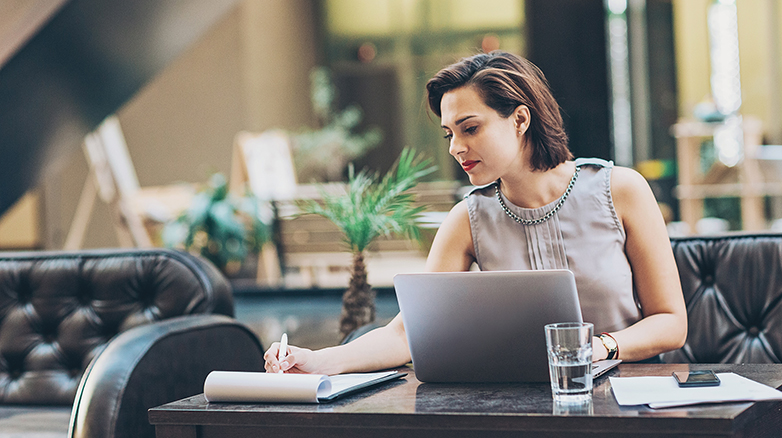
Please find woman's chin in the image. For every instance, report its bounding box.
[467,174,494,186]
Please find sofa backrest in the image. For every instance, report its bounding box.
[0,248,232,405]
[662,234,782,363]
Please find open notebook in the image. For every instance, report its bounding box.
[203,370,406,403]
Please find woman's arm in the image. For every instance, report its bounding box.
[265,313,412,375]
[596,167,687,362]
[425,200,476,272]
[265,201,475,374]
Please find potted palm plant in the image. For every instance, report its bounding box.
[298,148,437,339]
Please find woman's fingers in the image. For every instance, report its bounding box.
[264,343,311,373]
[263,342,281,372]
[264,342,280,359]
[278,346,303,372]
[278,352,292,372]
[263,338,325,374]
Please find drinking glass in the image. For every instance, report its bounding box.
[545,322,593,403]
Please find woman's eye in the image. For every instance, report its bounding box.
[443,133,453,140]
[465,126,477,134]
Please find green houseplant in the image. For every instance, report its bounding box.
[161,173,271,276]
[292,67,382,182]
[298,148,436,339]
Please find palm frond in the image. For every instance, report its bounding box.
[296,148,437,253]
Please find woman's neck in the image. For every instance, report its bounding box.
[498,160,576,209]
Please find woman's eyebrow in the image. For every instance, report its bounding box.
[441,115,476,129]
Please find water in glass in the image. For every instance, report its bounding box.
[545,322,593,403]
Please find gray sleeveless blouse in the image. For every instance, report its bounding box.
[465,157,641,334]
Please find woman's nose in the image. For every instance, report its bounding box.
[449,137,465,157]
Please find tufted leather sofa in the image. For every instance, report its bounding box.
[0,248,265,438]
[662,233,782,363]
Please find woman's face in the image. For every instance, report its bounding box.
[440,86,526,186]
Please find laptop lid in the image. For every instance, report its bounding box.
[394,269,582,383]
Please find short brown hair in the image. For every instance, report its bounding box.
[426,51,572,171]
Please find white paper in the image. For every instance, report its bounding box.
[204,371,397,403]
[610,372,782,409]
[327,373,392,394]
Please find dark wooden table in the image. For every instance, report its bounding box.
[149,363,782,438]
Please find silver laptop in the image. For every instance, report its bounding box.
[395,269,615,383]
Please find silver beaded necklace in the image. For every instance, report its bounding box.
[495,166,581,226]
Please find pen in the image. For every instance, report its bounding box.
[278,333,288,374]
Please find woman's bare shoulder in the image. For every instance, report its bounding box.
[425,199,474,271]
[610,166,650,196]
[610,166,656,207]
[439,199,470,231]
[610,165,664,230]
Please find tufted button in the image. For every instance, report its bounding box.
[702,274,714,284]
[78,291,92,306]
[748,326,761,336]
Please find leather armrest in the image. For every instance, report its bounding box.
[68,314,264,438]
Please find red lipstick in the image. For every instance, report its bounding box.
[461,160,478,172]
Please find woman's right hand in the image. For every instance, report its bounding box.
[262,315,411,376]
[264,342,320,374]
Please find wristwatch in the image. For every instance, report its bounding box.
[599,333,619,360]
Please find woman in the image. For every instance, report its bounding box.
[265,51,687,374]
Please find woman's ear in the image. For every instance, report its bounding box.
[514,105,531,135]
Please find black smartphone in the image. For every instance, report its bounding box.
[672,370,721,387]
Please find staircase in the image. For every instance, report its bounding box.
[0,0,241,214]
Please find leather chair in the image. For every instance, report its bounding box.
[662,233,782,363]
[0,248,265,438]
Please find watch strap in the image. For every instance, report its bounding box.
[599,332,619,360]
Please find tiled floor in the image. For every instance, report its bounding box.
[0,406,71,437]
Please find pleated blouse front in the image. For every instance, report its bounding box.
[465,158,642,334]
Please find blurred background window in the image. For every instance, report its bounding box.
[321,0,526,183]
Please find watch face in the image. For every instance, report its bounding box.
[602,335,617,350]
